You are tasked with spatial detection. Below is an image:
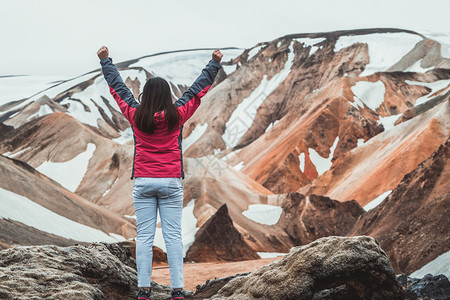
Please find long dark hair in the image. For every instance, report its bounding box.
[134,77,180,134]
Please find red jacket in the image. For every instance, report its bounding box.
[100,57,221,178]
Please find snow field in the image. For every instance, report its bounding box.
[247,45,263,61]
[183,123,208,152]
[308,136,339,176]
[61,69,146,128]
[351,80,386,111]
[222,64,237,75]
[242,204,282,226]
[257,252,287,258]
[36,143,96,192]
[3,147,31,158]
[130,49,242,87]
[411,251,450,278]
[363,190,392,211]
[334,33,423,76]
[0,75,65,107]
[6,73,98,114]
[0,188,123,243]
[378,114,401,131]
[299,152,305,173]
[405,59,434,73]
[222,42,295,148]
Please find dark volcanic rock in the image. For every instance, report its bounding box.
[0,243,174,300]
[398,274,450,300]
[208,236,404,300]
[278,193,365,245]
[350,138,450,274]
[0,122,13,136]
[185,204,259,262]
[191,272,250,300]
[102,242,137,270]
[395,90,450,125]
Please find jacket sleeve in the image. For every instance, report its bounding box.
[175,59,222,124]
[100,57,139,124]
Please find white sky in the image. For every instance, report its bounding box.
[1,0,449,77]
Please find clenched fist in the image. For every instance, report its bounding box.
[97,46,109,60]
[212,49,223,63]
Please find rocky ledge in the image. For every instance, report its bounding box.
[0,236,448,299]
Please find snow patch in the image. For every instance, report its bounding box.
[183,123,208,151]
[299,152,305,173]
[405,79,450,106]
[247,45,263,61]
[351,80,386,111]
[233,161,245,171]
[378,114,401,131]
[222,64,237,75]
[364,190,392,211]
[334,33,423,76]
[0,188,122,243]
[357,139,365,147]
[223,42,295,148]
[242,204,282,226]
[113,127,134,144]
[257,252,287,259]
[36,143,96,192]
[295,37,326,56]
[411,251,450,278]
[3,147,31,158]
[308,136,339,176]
[405,59,434,73]
[265,120,279,133]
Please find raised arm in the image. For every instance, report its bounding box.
[175,49,223,124]
[98,46,139,124]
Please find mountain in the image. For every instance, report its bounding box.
[0,29,449,276]
[350,137,450,274]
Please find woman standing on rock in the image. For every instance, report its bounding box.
[97,46,223,300]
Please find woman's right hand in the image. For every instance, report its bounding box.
[212,49,223,63]
[97,46,109,60]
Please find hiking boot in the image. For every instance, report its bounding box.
[137,288,151,300]
[171,289,185,300]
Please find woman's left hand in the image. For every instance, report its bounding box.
[97,46,109,60]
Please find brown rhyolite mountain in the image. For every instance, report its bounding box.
[186,204,259,262]
[0,28,448,275]
[350,137,450,274]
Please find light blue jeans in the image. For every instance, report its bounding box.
[133,177,184,288]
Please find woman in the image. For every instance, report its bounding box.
[97,46,223,300]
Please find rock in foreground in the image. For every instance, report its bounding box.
[398,274,450,300]
[0,242,173,300]
[205,236,404,300]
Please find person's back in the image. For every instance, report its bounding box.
[97,46,223,300]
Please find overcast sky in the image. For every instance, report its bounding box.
[1,0,449,77]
